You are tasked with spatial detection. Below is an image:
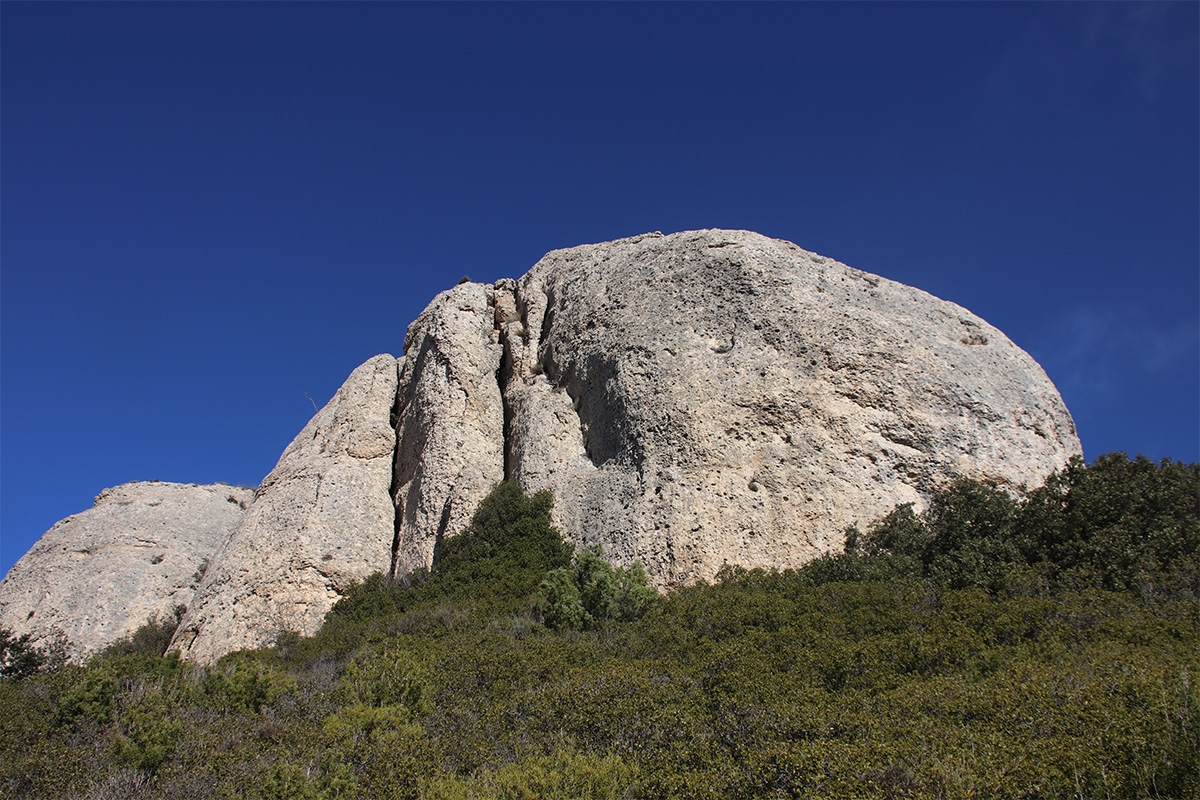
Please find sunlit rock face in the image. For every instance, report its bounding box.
[496,230,1079,585]
[7,230,1081,663]
[170,355,399,664]
[0,481,252,662]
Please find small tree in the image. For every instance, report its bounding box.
[539,546,658,630]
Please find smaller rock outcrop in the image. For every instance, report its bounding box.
[170,354,399,664]
[390,282,507,578]
[0,481,253,662]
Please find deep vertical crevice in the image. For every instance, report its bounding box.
[387,358,408,581]
[498,334,515,482]
[495,282,522,483]
[388,496,403,581]
[430,494,454,565]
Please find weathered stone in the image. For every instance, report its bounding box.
[0,481,252,662]
[170,354,399,663]
[389,282,507,577]
[502,230,1081,585]
[7,230,1083,664]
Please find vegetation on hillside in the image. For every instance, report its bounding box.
[1,456,1197,799]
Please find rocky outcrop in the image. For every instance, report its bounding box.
[7,230,1082,663]
[0,481,252,662]
[499,230,1080,584]
[170,354,399,663]
[389,282,506,577]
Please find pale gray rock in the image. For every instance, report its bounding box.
[171,354,399,663]
[501,230,1081,585]
[0,481,252,662]
[8,229,1082,665]
[389,282,507,577]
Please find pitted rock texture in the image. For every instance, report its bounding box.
[171,354,399,663]
[497,230,1081,584]
[389,282,506,577]
[0,481,252,662]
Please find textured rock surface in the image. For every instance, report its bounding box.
[389,282,506,577]
[171,354,399,663]
[0,482,252,661]
[498,230,1081,585]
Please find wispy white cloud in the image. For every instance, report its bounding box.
[1031,306,1199,404]
[989,2,1194,104]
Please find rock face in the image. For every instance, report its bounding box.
[389,282,507,576]
[495,230,1080,584]
[170,354,399,664]
[6,230,1082,663]
[0,481,252,662]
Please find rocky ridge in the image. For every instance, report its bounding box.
[0,230,1081,663]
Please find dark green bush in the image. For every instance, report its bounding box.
[800,454,1199,599]
[0,628,47,681]
[538,546,659,630]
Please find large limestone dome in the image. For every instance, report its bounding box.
[496,230,1079,583]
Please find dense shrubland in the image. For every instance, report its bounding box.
[1,455,1197,799]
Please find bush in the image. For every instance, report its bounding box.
[538,546,659,630]
[0,628,47,681]
[204,653,296,714]
[428,481,574,609]
[799,455,1200,598]
[99,606,186,659]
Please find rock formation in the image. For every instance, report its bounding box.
[2,230,1082,664]
[170,354,399,664]
[0,481,252,661]
[390,282,507,575]
[496,230,1080,584]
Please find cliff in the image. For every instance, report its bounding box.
[0,230,1081,662]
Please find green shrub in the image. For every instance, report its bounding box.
[798,455,1200,598]
[204,653,296,714]
[0,628,47,681]
[427,481,574,610]
[419,747,640,800]
[539,546,659,630]
[113,693,181,770]
[99,606,186,658]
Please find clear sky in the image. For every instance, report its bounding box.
[3,2,1197,578]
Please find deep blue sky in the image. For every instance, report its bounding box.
[3,2,1197,578]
